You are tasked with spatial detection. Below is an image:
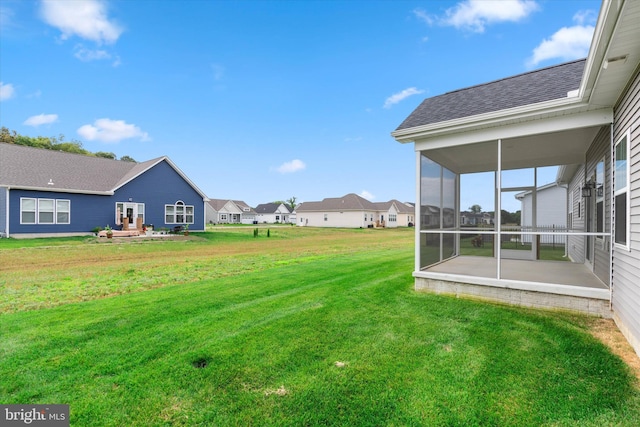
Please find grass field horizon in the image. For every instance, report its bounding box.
[1,227,639,426]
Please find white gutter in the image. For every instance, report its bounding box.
[5,188,9,238]
[6,185,113,196]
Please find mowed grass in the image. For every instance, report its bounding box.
[1,227,639,426]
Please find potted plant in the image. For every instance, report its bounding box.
[105,224,113,239]
[183,223,190,236]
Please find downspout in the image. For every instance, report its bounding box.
[609,122,614,310]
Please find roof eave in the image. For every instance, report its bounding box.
[6,185,113,195]
[391,96,587,143]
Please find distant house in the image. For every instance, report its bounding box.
[391,0,640,356]
[388,200,415,227]
[0,143,207,237]
[515,182,567,247]
[254,203,291,224]
[460,212,493,226]
[296,193,411,228]
[206,199,256,224]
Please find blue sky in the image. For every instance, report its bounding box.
[1,0,601,211]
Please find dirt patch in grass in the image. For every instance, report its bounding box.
[589,318,640,382]
[264,386,288,396]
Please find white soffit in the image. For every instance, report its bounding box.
[588,0,640,107]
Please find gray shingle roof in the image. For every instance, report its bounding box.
[296,193,378,212]
[255,203,290,214]
[0,142,169,194]
[208,199,256,214]
[395,59,586,131]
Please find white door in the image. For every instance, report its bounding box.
[117,202,144,229]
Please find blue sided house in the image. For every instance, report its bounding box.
[0,142,208,237]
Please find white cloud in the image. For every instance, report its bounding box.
[359,190,375,201]
[24,113,58,126]
[1,6,14,29]
[74,44,111,61]
[384,87,424,109]
[0,82,15,101]
[40,0,123,44]
[413,8,435,26]
[77,118,150,143]
[527,11,595,68]
[439,0,539,33]
[276,159,306,174]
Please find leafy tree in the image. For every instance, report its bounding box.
[119,155,137,162]
[469,204,482,214]
[52,142,91,155]
[1,127,131,160]
[286,196,297,211]
[0,127,17,143]
[500,210,522,225]
[95,151,117,159]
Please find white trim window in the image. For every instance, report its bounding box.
[38,199,55,224]
[614,131,630,248]
[165,200,194,224]
[20,197,71,225]
[56,200,71,224]
[20,198,36,224]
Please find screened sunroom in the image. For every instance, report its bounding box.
[411,122,613,312]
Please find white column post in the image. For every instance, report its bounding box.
[415,151,421,274]
[496,139,502,280]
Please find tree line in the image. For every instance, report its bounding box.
[0,127,136,162]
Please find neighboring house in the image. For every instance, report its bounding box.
[391,0,640,356]
[390,200,415,227]
[515,182,568,246]
[254,203,291,224]
[461,212,493,226]
[206,199,256,224]
[0,143,208,237]
[296,193,410,228]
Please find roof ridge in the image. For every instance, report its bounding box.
[442,58,586,97]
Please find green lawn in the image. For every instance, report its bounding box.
[1,228,639,426]
[460,235,568,261]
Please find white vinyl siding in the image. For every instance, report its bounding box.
[611,66,640,358]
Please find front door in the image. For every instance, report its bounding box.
[116,202,145,229]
